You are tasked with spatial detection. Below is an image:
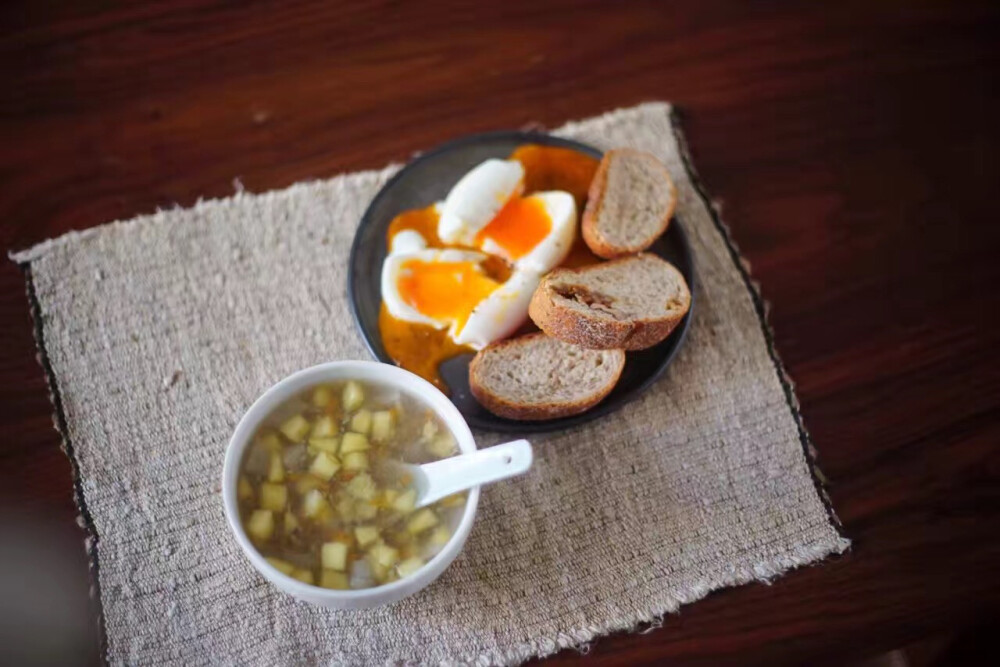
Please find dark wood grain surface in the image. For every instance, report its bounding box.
[2,1,999,664]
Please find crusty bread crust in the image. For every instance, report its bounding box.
[468,333,625,421]
[581,148,677,259]
[528,255,690,351]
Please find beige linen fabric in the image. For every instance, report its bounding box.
[13,102,849,666]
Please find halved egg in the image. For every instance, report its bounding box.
[475,191,577,274]
[381,248,535,349]
[437,159,524,245]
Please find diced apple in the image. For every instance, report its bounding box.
[392,488,417,513]
[346,473,376,501]
[342,451,369,471]
[309,452,341,480]
[335,496,355,521]
[302,489,330,519]
[259,482,287,512]
[308,436,339,454]
[342,381,364,412]
[321,541,349,571]
[265,557,295,576]
[396,557,424,579]
[279,414,311,443]
[312,385,334,408]
[257,429,283,451]
[340,432,370,454]
[438,492,467,508]
[421,419,438,441]
[267,450,285,483]
[427,433,456,458]
[355,525,379,548]
[319,570,350,590]
[295,475,323,496]
[407,508,439,535]
[369,541,399,569]
[291,568,315,585]
[350,409,372,435]
[311,415,337,438]
[371,410,395,442]
[238,476,254,502]
[429,525,451,547]
[355,502,377,520]
[246,509,274,542]
[284,511,299,535]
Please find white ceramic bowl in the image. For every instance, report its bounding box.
[221,360,481,609]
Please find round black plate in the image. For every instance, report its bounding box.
[348,131,694,433]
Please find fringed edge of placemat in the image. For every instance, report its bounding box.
[16,263,110,664]
[667,105,849,538]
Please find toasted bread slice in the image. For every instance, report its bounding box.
[582,149,677,258]
[469,333,625,420]
[529,253,690,350]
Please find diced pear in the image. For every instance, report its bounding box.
[246,509,274,541]
[321,541,349,571]
[259,482,288,512]
[284,511,299,535]
[392,488,417,513]
[302,489,330,519]
[291,568,315,585]
[342,451,369,471]
[340,432,370,454]
[396,557,424,579]
[421,419,438,441]
[309,452,341,480]
[279,414,311,443]
[371,410,395,442]
[369,560,390,584]
[381,489,399,506]
[407,508,439,535]
[355,525,379,548]
[355,502,377,520]
[320,570,350,590]
[257,429,283,452]
[312,385,334,408]
[345,473,376,501]
[311,415,338,438]
[427,432,456,458]
[238,476,255,502]
[308,436,339,454]
[429,525,451,547]
[350,409,372,435]
[342,381,365,412]
[369,541,399,569]
[265,557,296,576]
[267,450,285,483]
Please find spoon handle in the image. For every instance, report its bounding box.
[417,439,533,506]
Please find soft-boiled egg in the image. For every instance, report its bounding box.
[438,159,524,245]
[475,191,576,273]
[381,247,535,349]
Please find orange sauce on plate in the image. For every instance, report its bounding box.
[378,144,602,390]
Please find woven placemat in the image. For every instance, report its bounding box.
[12,102,849,666]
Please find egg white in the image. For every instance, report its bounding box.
[454,269,541,349]
[437,159,524,245]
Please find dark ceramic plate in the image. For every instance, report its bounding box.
[348,131,693,433]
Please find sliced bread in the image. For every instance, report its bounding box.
[529,253,690,350]
[469,333,625,420]
[581,148,677,258]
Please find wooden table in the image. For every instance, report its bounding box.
[2,1,998,664]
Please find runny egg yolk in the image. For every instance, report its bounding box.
[474,196,552,260]
[396,258,501,334]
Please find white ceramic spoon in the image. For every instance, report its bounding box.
[396,439,533,508]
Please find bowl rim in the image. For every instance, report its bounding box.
[346,130,695,433]
[221,360,481,602]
